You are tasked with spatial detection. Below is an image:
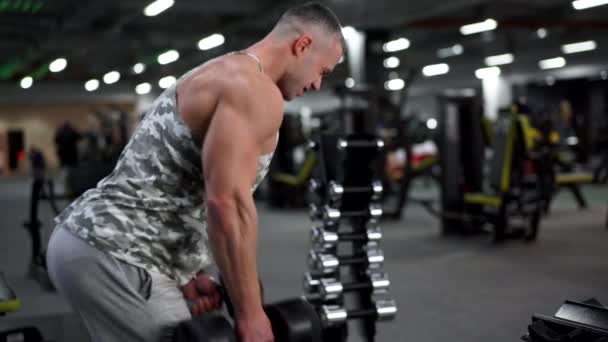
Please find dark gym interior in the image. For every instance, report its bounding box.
[1,0,608,341]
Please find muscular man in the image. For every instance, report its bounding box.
[46,3,344,342]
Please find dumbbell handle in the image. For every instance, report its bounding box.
[347,308,376,319]
[340,205,383,218]
[312,225,382,245]
[343,282,377,292]
[308,250,384,274]
[321,299,397,326]
[320,273,389,300]
[309,204,383,222]
[337,138,384,149]
[337,232,371,241]
[329,180,383,199]
[335,255,371,265]
[330,184,382,195]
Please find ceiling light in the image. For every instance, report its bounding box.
[437,44,464,58]
[572,0,608,10]
[20,76,33,89]
[49,58,67,73]
[198,34,225,50]
[85,79,99,92]
[422,63,450,77]
[133,63,146,74]
[384,78,405,91]
[383,57,400,69]
[476,66,501,79]
[159,75,176,89]
[485,53,514,66]
[427,118,438,130]
[561,40,597,54]
[383,38,410,53]
[158,50,179,65]
[452,44,464,55]
[539,57,566,70]
[103,71,120,84]
[537,28,548,39]
[144,0,174,16]
[460,19,498,35]
[444,88,476,97]
[136,82,152,95]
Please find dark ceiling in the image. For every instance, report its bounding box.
[1,0,607,94]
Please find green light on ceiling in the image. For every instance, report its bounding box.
[21,0,31,12]
[0,60,25,80]
[30,64,49,80]
[31,1,42,13]
[0,0,44,13]
[10,0,21,11]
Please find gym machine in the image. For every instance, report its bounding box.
[437,98,543,242]
[0,272,45,342]
[523,298,608,342]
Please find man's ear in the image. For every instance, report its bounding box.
[293,34,313,56]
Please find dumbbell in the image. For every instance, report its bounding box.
[302,273,335,304]
[309,178,323,195]
[308,178,327,205]
[304,272,390,302]
[307,248,384,274]
[169,297,323,342]
[337,138,384,150]
[318,272,390,301]
[328,180,383,202]
[309,204,338,221]
[303,272,322,294]
[320,299,397,326]
[309,203,383,223]
[311,222,382,251]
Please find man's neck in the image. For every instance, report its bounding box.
[245,39,288,84]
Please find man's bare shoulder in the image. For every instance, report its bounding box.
[187,59,281,113]
[178,57,283,138]
[211,58,284,133]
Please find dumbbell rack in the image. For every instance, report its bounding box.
[303,133,397,342]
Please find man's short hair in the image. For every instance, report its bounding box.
[278,2,346,51]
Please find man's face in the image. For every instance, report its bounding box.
[280,36,343,101]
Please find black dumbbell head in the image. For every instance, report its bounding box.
[264,298,323,342]
[168,315,236,342]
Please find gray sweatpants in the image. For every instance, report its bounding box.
[46,226,192,342]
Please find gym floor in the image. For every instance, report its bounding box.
[1,176,607,342]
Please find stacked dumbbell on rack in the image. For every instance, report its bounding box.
[303,133,397,342]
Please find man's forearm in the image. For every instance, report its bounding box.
[207,194,263,318]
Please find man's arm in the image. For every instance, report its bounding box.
[201,78,271,319]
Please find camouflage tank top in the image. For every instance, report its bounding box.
[55,58,276,285]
